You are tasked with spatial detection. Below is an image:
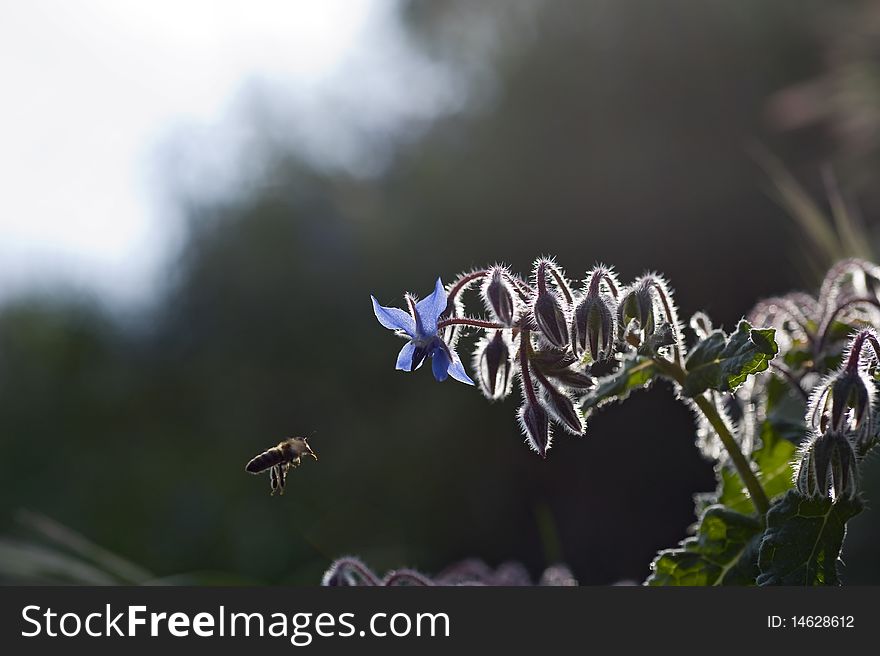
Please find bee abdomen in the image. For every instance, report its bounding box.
[245,448,282,473]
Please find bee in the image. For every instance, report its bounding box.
[245,437,317,495]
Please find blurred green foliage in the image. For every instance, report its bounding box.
[2,0,880,584]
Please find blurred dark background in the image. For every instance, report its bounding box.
[3,0,880,584]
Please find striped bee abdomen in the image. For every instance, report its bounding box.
[245,446,283,473]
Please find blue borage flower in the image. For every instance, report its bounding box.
[371,278,474,385]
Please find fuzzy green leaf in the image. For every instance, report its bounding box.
[581,355,655,415]
[757,490,863,586]
[647,506,762,586]
[682,322,777,397]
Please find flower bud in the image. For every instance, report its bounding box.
[518,399,551,457]
[796,432,859,500]
[618,281,655,339]
[528,349,594,390]
[482,267,517,327]
[533,290,569,348]
[807,368,874,445]
[795,441,819,498]
[830,435,859,500]
[830,371,871,435]
[571,293,617,362]
[474,331,513,400]
[535,374,585,435]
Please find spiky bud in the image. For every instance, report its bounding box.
[807,368,874,445]
[533,291,569,348]
[518,400,551,457]
[571,293,617,362]
[618,280,655,340]
[831,372,871,435]
[482,267,517,327]
[796,432,859,500]
[530,349,594,389]
[534,373,585,435]
[474,331,514,400]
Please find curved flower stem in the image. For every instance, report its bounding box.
[518,329,539,406]
[769,362,808,401]
[447,271,489,305]
[506,274,534,298]
[587,267,619,298]
[817,297,880,355]
[437,317,508,330]
[842,327,880,374]
[548,269,573,305]
[536,260,573,304]
[653,358,770,517]
[382,570,436,586]
[645,278,683,366]
[326,557,381,586]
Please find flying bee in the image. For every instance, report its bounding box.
[245,437,317,496]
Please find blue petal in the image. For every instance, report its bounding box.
[446,351,475,385]
[395,342,417,371]
[431,346,451,382]
[372,296,416,336]
[414,277,447,336]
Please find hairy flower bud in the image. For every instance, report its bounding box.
[518,399,551,457]
[571,293,617,362]
[831,372,870,435]
[534,372,585,435]
[807,368,874,445]
[530,349,594,389]
[796,440,818,498]
[533,290,569,348]
[474,331,513,400]
[482,267,517,327]
[618,281,655,340]
[796,432,859,500]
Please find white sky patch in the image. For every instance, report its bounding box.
[0,0,459,304]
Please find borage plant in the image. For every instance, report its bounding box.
[350,258,880,586]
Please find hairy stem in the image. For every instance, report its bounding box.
[817,297,880,355]
[694,394,770,516]
[446,270,488,305]
[843,327,880,374]
[518,329,539,406]
[437,317,508,330]
[653,358,771,517]
[769,362,809,401]
[382,570,436,586]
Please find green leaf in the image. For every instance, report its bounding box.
[757,490,863,586]
[682,321,778,397]
[581,355,655,416]
[646,506,762,586]
[713,468,754,516]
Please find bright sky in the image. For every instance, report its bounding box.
[0,0,456,304]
